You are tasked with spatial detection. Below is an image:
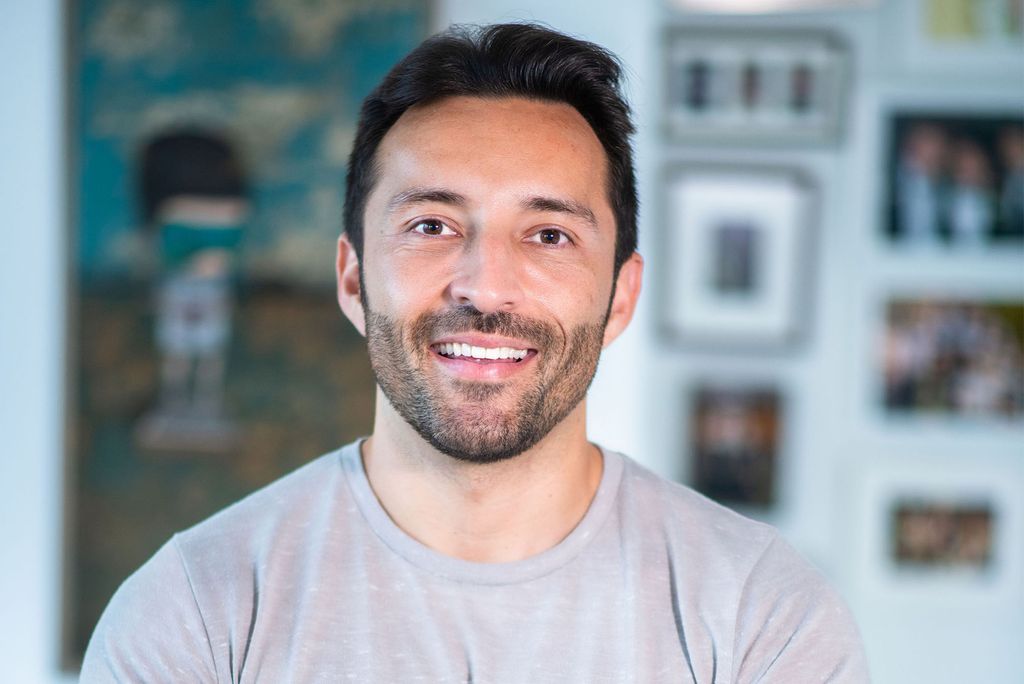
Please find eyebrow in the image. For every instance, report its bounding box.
[523,195,598,230]
[386,187,467,214]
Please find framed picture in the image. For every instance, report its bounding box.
[660,165,815,348]
[880,298,1024,420]
[856,460,1024,608]
[891,499,994,570]
[688,385,783,508]
[898,0,1024,73]
[663,29,849,145]
[63,0,429,670]
[884,112,1024,248]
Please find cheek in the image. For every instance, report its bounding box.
[522,260,610,320]
[366,249,451,312]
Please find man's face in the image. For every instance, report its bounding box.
[339,96,640,463]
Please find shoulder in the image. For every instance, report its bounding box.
[732,534,870,682]
[80,538,217,682]
[174,444,357,559]
[171,444,358,590]
[608,451,870,682]
[81,444,361,681]
[613,452,779,575]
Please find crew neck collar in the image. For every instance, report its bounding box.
[339,439,623,585]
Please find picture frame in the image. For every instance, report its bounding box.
[855,459,1024,609]
[687,383,784,509]
[663,28,850,145]
[896,0,1024,74]
[659,165,816,348]
[878,297,1024,421]
[883,111,1024,249]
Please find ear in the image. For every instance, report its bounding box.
[602,252,643,348]
[336,233,366,337]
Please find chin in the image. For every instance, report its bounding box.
[423,405,545,464]
[425,433,542,465]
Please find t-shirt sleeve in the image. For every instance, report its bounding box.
[731,535,871,684]
[80,535,218,683]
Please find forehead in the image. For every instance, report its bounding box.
[370,96,610,207]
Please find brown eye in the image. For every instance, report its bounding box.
[538,228,565,245]
[414,219,451,236]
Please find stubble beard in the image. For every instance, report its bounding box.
[365,305,606,464]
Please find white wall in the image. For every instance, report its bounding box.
[0,0,73,682]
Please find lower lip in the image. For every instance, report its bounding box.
[430,349,538,381]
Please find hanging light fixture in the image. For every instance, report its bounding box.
[668,0,877,13]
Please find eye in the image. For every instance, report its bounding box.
[412,218,456,236]
[531,227,572,246]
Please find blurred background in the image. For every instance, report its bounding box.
[2,0,1022,681]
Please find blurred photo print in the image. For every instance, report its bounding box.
[711,221,761,296]
[891,499,994,572]
[886,113,1024,247]
[922,0,1024,45]
[689,386,782,508]
[881,299,1024,418]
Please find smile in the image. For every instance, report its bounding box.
[431,342,530,362]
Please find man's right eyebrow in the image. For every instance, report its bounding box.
[386,187,467,213]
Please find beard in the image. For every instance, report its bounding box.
[365,304,606,464]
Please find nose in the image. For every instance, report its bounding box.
[447,233,525,314]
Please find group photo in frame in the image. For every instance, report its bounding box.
[659,165,815,349]
[884,111,1024,248]
[879,297,1024,420]
[891,499,993,570]
[855,460,1024,608]
[663,28,849,145]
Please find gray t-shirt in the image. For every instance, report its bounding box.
[82,441,869,683]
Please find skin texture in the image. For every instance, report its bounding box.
[336,96,642,562]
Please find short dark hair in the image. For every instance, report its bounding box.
[344,22,638,274]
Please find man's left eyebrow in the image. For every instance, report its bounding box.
[522,196,598,230]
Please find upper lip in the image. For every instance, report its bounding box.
[430,334,537,350]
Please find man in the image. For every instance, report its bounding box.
[83,23,869,682]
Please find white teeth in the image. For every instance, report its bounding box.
[434,343,530,360]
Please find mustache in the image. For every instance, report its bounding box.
[409,306,557,349]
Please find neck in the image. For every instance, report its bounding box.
[361,390,603,563]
